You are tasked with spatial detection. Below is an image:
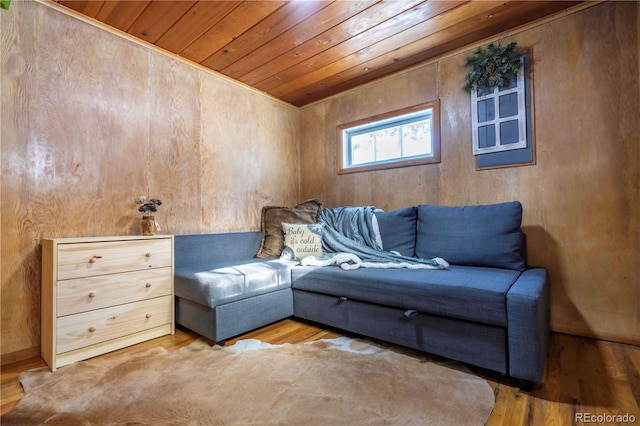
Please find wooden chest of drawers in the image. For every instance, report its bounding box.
[41,235,174,370]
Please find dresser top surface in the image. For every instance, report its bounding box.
[43,235,173,244]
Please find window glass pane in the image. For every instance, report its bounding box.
[500,120,520,145]
[478,125,496,148]
[402,120,431,157]
[351,133,375,165]
[477,86,494,97]
[499,93,518,118]
[338,100,440,173]
[477,99,495,123]
[498,75,518,91]
[374,128,401,161]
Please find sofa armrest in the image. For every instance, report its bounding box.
[175,232,263,268]
[506,267,550,384]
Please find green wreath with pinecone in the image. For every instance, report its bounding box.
[463,41,522,93]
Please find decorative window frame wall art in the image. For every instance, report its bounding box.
[468,49,536,170]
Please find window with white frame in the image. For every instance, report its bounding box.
[338,100,440,174]
[471,58,526,155]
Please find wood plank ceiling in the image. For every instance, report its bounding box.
[54,0,583,107]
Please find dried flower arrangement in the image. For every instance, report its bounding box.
[135,196,163,215]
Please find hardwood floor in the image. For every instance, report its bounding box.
[2,319,639,424]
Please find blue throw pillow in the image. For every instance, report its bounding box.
[415,201,525,270]
[375,206,417,257]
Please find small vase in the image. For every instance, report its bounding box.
[141,216,157,236]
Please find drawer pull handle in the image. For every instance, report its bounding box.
[145,283,152,288]
[145,313,152,319]
[88,326,96,333]
[145,252,152,258]
[88,292,96,298]
[88,255,103,263]
[404,310,419,319]
[110,316,117,320]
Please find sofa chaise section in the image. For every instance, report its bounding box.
[174,232,297,344]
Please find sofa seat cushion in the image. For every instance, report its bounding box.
[291,265,522,326]
[175,259,298,309]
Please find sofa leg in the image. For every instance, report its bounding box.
[217,340,226,347]
[518,379,534,392]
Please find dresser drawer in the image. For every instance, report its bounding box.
[57,238,172,280]
[57,268,172,317]
[56,296,173,354]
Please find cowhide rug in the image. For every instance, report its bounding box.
[2,337,495,425]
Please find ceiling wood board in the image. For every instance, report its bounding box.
[200,1,334,72]
[221,0,378,81]
[180,1,287,64]
[241,0,427,89]
[54,0,584,107]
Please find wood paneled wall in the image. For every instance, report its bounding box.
[1,1,300,360]
[1,1,637,361]
[300,2,639,345]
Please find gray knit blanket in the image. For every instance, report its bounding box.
[301,206,448,270]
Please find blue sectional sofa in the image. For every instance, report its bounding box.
[174,201,549,388]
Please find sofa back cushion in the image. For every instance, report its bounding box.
[375,206,417,257]
[415,201,525,270]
